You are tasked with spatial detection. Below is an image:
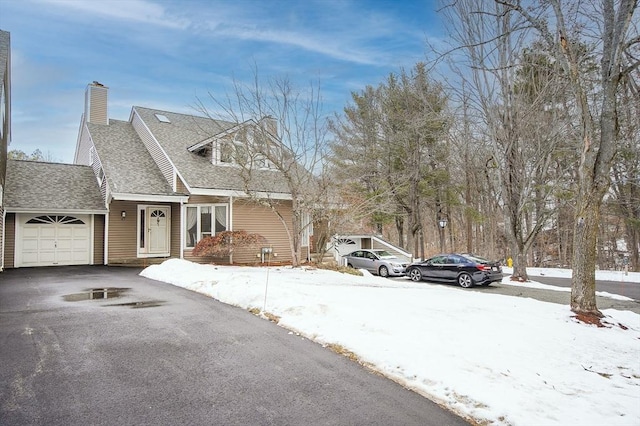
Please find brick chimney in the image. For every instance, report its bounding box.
[84,81,108,125]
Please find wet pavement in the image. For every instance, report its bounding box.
[0,265,469,426]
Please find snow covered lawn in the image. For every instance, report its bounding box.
[141,259,640,426]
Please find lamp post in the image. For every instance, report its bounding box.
[438,217,447,253]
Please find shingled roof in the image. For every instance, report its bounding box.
[4,160,107,212]
[133,107,292,195]
[87,119,183,197]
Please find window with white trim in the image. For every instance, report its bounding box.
[185,204,228,248]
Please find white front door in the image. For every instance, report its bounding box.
[138,206,170,257]
[148,208,169,254]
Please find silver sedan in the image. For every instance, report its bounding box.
[343,249,408,277]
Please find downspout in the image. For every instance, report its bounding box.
[229,196,233,264]
[179,200,184,260]
[103,212,109,265]
[90,214,95,265]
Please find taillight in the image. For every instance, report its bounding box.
[476,264,489,271]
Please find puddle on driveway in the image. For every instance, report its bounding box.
[63,288,165,308]
[63,288,130,301]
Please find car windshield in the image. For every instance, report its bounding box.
[372,250,395,259]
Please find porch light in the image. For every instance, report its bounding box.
[121,211,126,219]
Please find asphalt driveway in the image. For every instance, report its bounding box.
[0,266,469,426]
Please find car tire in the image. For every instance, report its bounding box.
[379,265,389,277]
[458,273,474,288]
[408,268,422,282]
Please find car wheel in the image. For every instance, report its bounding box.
[458,273,473,288]
[379,265,389,277]
[408,268,422,282]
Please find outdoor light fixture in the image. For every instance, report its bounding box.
[438,219,447,228]
[121,211,126,219]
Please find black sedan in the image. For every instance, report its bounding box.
[406,253,503,288]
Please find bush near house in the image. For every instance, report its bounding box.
[192,230,268,261]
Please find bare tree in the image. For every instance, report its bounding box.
[497,0,639,316]
[196,67,329,267]
[440,1,568,280]
[609,63,640,271]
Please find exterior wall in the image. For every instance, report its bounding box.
[182,195,230,264]
[2,212,14,269]
[180,196,295,265]
[75,126,93,165]
[93,214,105,265]
[107,200,180,265]
[176,176,188,193]
[86,143,108,201]
[231,199,294,264]
[131,111,173,187]
[107,200,139,263]
[0,206,4,270]
[170,203,181,260]
[0,31,11,271]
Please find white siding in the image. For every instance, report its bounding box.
[131,111,174,187]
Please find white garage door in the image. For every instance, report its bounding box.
[18,215,91,267]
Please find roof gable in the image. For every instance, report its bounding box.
[133,106,291,195]
[87,119,181,197]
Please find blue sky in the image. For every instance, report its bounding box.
[0,0,444,162]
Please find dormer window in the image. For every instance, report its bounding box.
[194,145,212,160]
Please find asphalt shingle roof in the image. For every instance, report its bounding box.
[87,119,180,196]
[5,160,107,211]
[133,107,291,194]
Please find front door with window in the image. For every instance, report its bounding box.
[139,206,170,257]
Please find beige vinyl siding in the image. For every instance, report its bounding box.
[93,214,105,265]
[181,197,295,265]
[85,85,108,125]
[132,111,174,187]
[231,199,294,264]
[170,203,181,258]
[176,176,188,193]
[3,212,14,268]
[187,195,229,204]
[108,200,180,264]
[107,200,139,263]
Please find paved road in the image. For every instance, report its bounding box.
[532,275,640,301]
[391,276,640,314]
[0,266,469,426]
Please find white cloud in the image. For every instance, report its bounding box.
[37,0,190,29]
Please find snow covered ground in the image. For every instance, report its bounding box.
[141,260,640,426]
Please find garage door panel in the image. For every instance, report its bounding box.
[18,215,92,267]
[39,239,57,250]
[39,227,57,238]
[22,227,40,238]
[22,239,40,251]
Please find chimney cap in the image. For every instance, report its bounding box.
[92,81,104,87]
